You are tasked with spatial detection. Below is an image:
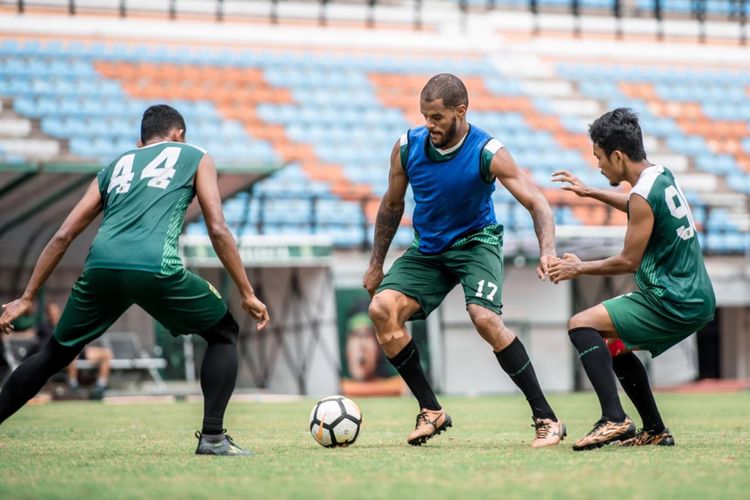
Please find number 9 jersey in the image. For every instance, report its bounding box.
[86,141,206,275]
[629,165,715,323]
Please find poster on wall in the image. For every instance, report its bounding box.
[335,287,431,397]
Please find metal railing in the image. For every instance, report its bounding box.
[232,193,739,256]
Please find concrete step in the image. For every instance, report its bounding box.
[0,117,32,138]
[699,192,748,207]
[548,98,600,116]
[519,80,574,98]
[650,154,689,173]
[679,173,719,192]
[0,138,60,159]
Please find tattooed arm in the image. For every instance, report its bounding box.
[490,147,557,280]
[363,140,408,296]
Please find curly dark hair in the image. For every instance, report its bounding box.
[421,73,469,109]
[588,108,647,161]
[140,104,186,143]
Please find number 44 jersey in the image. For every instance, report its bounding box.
[86,141,206,275]
[629,165,715,323]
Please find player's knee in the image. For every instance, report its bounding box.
[199,311,239,345]
[567,313,590,331]
[468,306,496,334]
[368,294,395,328]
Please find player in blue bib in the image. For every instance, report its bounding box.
[363,74,565,448]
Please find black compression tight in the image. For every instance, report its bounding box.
[197,311,240,435]
[0,337,82,425]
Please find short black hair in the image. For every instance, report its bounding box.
[421,73,469,109]
[140,104,186,143]
[588,108,647,161]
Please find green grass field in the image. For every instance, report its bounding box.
[0,392,748,499]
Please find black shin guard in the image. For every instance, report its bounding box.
[387,340,440,411]
[495,337,556,421]
[0,337,82,425]
[197,311,239,435]
[569,327,626,422]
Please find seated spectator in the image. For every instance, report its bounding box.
[39,303,113,399]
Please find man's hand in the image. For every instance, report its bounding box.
[362,265,384,297]
[548,253,582,283]
[0,298,33,335]
[536,254,559,280]
[551,170,590,198]
[241,294,270,330]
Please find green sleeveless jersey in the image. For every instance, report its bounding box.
[629,165,715,322]
[85,141,206,275]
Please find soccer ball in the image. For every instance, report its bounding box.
[309,395,362,447]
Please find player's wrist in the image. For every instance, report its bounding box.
[367,260,384,270]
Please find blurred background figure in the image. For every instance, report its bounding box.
[345,310,388,382]
[39,302,113,399]
[342,300,403,397]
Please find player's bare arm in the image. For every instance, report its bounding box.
[491,148,556,280]
[363,140,408,296]
[195,153,269,329]
[0,179,103,335]
[548,194,654,283]
[551,169,629,212]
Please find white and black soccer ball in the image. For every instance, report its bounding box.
[309,395,362,447]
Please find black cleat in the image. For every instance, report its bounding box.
[195,431,254,456]
[572,416,636,451]
[615,427,675,447]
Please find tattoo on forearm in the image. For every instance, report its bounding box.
[370,204,403,265]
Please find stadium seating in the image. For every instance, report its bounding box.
[0,37,748,253]
[458,0,750,18]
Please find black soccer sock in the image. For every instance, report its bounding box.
[198,312,240,435]
[387,339,441,411]
[569,327,626,422]
[0,337,82,425]
[612,352,665,433]
[495,337,556,421]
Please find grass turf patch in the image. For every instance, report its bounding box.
[0,392,747,499]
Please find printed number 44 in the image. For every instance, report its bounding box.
[475,280,498,301]
[107,147,181,194]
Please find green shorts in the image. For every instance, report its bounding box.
[603,291,710,357]
[376,241,504,320]
[54,267,227,346]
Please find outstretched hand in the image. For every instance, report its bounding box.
[548,253,582,284]
[0,297,32,336]
[551,170,590,197]
[242,294,270,330]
